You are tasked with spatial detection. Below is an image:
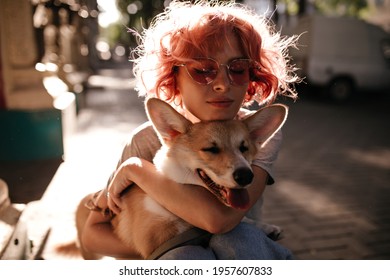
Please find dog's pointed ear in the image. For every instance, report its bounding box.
[146,98,192,143]
[243,104,288,148]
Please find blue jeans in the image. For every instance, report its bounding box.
[158,222,293,260]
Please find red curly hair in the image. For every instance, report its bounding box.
[131,0,300,107]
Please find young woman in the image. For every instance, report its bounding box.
[79,0,300,259]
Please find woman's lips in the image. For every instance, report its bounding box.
[207,99,234,108]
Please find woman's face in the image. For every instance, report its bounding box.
[175,32,248,122]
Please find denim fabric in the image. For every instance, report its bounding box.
[158,222,293,260]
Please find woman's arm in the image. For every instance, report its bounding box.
[108,157,268,234]
[81,191,140,259]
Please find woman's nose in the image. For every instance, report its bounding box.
[212,66,230,93]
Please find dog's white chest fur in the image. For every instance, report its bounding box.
[141,146,200,226]
[143,196,176,221]
[153,146,202,185]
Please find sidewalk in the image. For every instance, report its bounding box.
[2,69,390,259]
[262,93,390,259]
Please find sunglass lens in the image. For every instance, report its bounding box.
[228,60,251,85]
[186,59,218,84]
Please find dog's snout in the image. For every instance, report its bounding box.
[233,168,254,187]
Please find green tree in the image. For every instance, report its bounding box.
[277,0,368,17]
[115,0,242,46]
[113,0,164,47]
[314,0,367,17]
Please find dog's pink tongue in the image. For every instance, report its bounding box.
[227,189,250,210]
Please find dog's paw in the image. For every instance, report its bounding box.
[261,223,284,241]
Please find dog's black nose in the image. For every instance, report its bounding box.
[233,168,254,187]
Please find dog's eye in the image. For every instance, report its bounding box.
[202,146,220,154]
[239,142,249,153]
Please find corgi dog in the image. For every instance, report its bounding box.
[77,98,288,259]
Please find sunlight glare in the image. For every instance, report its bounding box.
[97,0,121,28]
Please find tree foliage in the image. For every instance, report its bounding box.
[278,0,368,17]
[114,0,243,46]
[111,0,368,46]
[315,0,367,17]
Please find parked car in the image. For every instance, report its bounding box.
[286,15,390,101]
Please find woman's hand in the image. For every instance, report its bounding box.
[106,157,142,214]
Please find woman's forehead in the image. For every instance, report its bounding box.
[194,31,244,58]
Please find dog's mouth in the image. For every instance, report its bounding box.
[197,169,250,210]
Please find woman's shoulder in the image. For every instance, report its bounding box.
[131,121,155,137]
[120,121,162,163]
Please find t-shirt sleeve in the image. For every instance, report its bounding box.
[251,129,282,185]
[106,121,162,186]
[237,107,283,185]
[119,121,161,165]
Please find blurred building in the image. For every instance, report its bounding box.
[0,0,100,161]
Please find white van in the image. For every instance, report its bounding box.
[287,15,390,101]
